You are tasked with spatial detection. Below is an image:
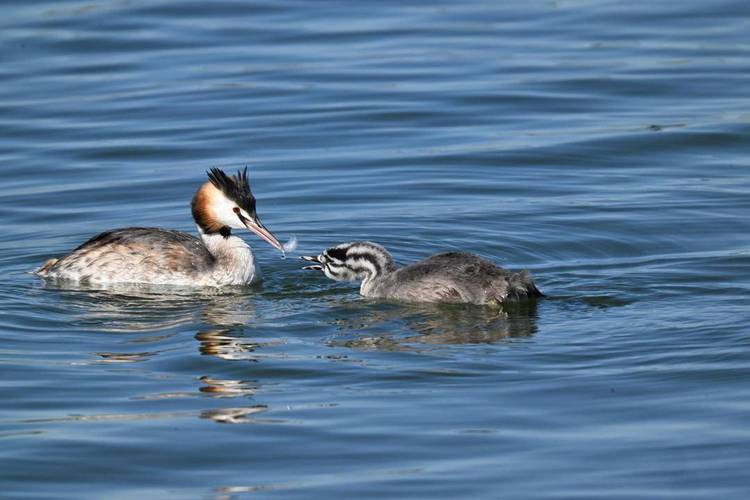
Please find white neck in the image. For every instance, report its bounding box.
[348,245,396,297]
[359,267,391,297]
[360,275,376,296]
[198,225,258,285]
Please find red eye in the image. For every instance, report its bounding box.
[233,207,240,214]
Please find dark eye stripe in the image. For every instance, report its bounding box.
[324,247,349,262]
[345,253,381,275]
[325,263,347,277]
[326,261,368,277]
[328,257,377,273]
[321,248,382,278]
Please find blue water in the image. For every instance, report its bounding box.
[2,1,750,498]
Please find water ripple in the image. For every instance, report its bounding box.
[2,0,750,498]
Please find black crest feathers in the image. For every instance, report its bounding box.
[206,167,257,215]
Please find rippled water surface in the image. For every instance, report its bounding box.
[2,1,750,498]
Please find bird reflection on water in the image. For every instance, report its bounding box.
[37,280,541,425]
[38,283,268,424]
[327,300,540,351]
[200,406,268,424]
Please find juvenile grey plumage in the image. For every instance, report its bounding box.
[302,241,542,305]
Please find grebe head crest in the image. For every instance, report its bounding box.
[192,167,283,251]
[207,167,255,218]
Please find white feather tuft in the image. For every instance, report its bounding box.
[281,235,298,258]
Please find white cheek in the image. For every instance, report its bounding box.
[214,194,243,228]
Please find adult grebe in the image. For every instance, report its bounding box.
[302,241,542,305]
[35,168,284,286]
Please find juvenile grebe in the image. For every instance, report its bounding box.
[35,168,284,286]
[302,241,542,305]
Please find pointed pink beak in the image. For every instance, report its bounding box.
[243,216,283,252]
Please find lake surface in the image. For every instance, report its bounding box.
[1,0,749,498]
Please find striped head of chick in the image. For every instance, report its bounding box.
[302,241,396,282]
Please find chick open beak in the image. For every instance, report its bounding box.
[301,255,323,271]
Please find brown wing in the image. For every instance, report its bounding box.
[45,227,214,281]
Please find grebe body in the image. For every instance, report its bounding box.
[302,241,542,305]
[35,168,284,287]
